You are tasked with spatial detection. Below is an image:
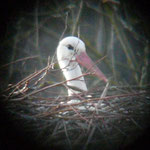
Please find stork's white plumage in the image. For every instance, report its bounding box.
[57,36,107,96]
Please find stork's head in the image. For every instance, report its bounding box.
[57,36,86,61]
[57,36,108,83]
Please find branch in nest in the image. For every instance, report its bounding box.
[10,72,91,101]
[0,55,39,69]
[32,90,148,119]
[2,57,53,98]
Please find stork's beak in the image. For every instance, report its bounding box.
[76,52,108,83]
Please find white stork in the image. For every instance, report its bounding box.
[57,36,108,97]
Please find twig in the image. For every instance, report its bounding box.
[59,12,68,41]
[10,72,91,101]
[72,0,83,35]
[63,120,72,149]
[50,12,69,70]
[34,56,51,85]
[96,81,110,113]
[0,55,39,69]
[130,118,142,129]
[2,61,52,95]
[83,125,96,150]
[52,121,61,136]
[102,0,120,5]
[100,81,109,98]
[70,105,89,123]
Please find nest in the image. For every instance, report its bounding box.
[1,65,150,150]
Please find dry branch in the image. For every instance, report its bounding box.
[0,55,39,69]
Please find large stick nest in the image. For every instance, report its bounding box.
[1,65,150,150]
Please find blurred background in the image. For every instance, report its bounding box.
[0,0,150,90]
[0,0,150,150]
